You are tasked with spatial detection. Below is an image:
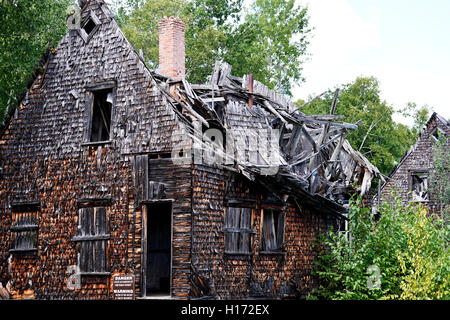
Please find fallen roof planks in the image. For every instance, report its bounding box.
[150,61,383,215]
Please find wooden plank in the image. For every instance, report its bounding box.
[324,130,348,178]
[96,207,107,235]
[263,101,288,125]
[276,211,284,249]
[88,207,95,236]
[293,91,327,112]
[83,91,93,142]
[135,154,149,207]
[80,241,89,272]
[240,208,251,253]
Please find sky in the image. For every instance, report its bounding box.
[293,0,450,125]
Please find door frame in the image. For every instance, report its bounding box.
[141,199,174,297]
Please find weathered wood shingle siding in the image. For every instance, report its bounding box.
[190,164,338,299]
[0,1,189,299]
[376,113,449,213]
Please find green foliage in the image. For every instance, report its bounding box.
[222,0,311,95]
[399,102,431,137]
[389,207,450,300]
[298,76,424,176]
[310,195,450,300]
[118,0,187,70]
[429,131,450,223]
[0,0,70,123]
[117,0,311,95]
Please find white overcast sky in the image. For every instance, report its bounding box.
[293,0,450,124]
[107,0,449,124]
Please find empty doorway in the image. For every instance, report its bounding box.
[145,202,172,296]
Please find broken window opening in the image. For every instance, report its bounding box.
[410,172,429,202]
[90,89,113,143]
[261,209,284,252]
[224,207,253,255]
[431,126,443,142]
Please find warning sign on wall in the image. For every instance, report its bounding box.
[112,274,135,300]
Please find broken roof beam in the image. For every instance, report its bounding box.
[324,129,348,179]
[297,116,359,130]
[285,125,303,158]
[210,61,232,86]
[316,89,340,147]
[310,114,346,121]
[164,86,210,127]
[288,130,344,168]
[190,84,220,91]
[263,100,288,125]
[279,110,359,131]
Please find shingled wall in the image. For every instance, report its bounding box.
[376,113,449,214]
[191,164,338,299]
[0,1,190,299]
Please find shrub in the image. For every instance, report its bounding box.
[310,195,450,300]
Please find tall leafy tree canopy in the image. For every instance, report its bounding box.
[298,76,429,176]
[0,0,70,123]
[115,0,311,94]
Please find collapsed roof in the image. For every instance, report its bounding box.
[151,61,383,217]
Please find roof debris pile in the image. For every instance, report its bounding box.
[155,61,382,215]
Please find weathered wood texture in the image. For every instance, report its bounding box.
[0,0,372,301]
[0,1,187,299]
[191,165,338,299]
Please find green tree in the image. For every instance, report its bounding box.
[429,131,450,223]
[310,195,450,300]
[298,76,420,176]
[0,0,70,123]
[399,102,431,137]
[116,0,311,95]
[222,0,311,95]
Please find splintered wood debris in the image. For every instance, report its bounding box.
[151,61,384,215]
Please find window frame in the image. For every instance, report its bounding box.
[408,170,429,203]
[430,126,444,142]
[9,203,40,254]
[73,206,110,275]
[223,207,255,255]
[77,12,101,43]
[83,81,116,145]
[260,208,285,254]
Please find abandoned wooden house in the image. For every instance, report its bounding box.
[373,112,449,214]
[0,0,382,300]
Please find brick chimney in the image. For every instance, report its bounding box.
[158,16,186,80]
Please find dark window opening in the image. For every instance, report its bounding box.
[90,89,113,142]
[10,211,39,253]
[410,172,429,202]
[83,18,97,36]
[73,207,110,274]
[261,209,284,252]
[431,126,443,141]
[224,207,252,254]
[148,152,172,160]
